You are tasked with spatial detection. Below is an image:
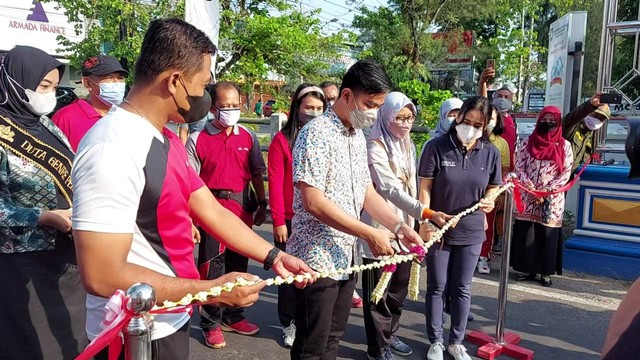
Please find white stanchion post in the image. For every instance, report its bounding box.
[124,283,156,360]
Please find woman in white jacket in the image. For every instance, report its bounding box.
[360,92,451,360]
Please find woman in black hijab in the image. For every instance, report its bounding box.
[0,46,86,359]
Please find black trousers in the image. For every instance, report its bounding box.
[94,321,190,360]
[362,258,411,357]
[276,220,296,327]
[290,275,356,360]
[199,246,249,330]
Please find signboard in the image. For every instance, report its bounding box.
[0,0,84,56]
[429,30,474,71]
[545,12,587,115]
[610,101,640,116]
[527,91,546,113]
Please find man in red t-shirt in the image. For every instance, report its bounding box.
[186,81,267,349]
[52,55,127,151]
[478,67,517,170]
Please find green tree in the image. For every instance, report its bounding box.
[397,79,452,150]
[45,0,184,71]
[216,2,349,82]
[47,0,347,91]
[352,0,507,88]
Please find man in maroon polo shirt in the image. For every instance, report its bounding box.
[52,55,127,151]
[186,81,267,349]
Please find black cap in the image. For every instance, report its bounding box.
[81,55,128,77]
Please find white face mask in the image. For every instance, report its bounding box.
[584,115,604,131]
[493,97,512,113]
[96,81,126,106]
[446,116,456,125]
[349,94,377,129]
[6,72,57,116]
[299,109,323,125]
[456,124,483,144]
[24,89,57,116]
[217,108,241,127]
[487,119,497,133]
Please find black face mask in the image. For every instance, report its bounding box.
[537,122,557,134]
[176,78,212,123]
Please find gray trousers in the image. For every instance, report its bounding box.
[425,242,481,345]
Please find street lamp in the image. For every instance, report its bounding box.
[321,18,339,28]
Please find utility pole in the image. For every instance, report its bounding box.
[516,5,525,107]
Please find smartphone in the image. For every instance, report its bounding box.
[486,59,495,69]
[600,93,623,104]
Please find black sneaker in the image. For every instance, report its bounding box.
[492,238,502,255]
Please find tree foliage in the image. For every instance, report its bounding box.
[47,0,347,91]
[216,1,349,83]
[397,79,451,149]
[353,0,501,87]
[46,0,184,71]
[353,0,605,107]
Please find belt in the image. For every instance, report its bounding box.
[211,189,243,202]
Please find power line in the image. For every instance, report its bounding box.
[301,0,354,24]
[317,0,364,14]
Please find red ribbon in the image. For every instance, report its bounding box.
[510,157,591,213]
[75,291,192,360]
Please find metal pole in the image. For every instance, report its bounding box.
[124,283,156,360]
[495,180,516,345]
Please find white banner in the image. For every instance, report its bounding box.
[0,0,84,56]
[185,0,220,76]
[545,11,587,115]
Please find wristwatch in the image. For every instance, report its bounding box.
[263,246,282,271]
[258,200,268,207]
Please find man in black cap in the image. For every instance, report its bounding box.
[52,55,127,151]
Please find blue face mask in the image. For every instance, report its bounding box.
[97,82,126,106]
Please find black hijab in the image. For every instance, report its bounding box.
[0,46,65,129]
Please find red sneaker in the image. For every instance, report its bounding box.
[203,327,226,349]
[221,319,260,335]
[351,297,364,308]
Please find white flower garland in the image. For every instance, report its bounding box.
[153,183,513,310]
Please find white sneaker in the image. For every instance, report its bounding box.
[282,320,296,348]
[427,342,445,360]
[448,344,472,360]
[477,257,490,274]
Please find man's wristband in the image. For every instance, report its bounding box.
[263,247,281,271]
[393,221,404,236]
[422,207,434,220]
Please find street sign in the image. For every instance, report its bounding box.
[527,92,546,113]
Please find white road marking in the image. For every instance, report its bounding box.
[472,277,622,311]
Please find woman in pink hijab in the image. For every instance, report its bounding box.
[511,106,573,287]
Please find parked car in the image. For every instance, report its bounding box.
[263,99,277,117]
[51,85,79,116]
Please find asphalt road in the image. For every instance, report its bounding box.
[186,224,629,360]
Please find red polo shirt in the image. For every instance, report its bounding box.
[185,122,266,226]
[501,112,517,170]
[51,99,103,152]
